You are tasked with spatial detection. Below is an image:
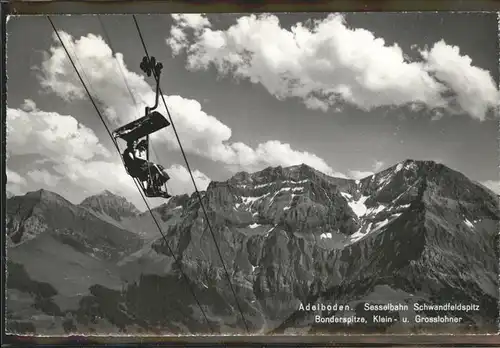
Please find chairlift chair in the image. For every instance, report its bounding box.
[112,55,171,199]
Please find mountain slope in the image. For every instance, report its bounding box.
[6,189,145,334]
[7,189,143,257]
[273,160,499,333]
[6,161,499,335]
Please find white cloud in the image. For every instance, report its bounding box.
[419,40,499,121]
[39,31,152,124]
[372,160,385,172]
[6,168,27,196]
[27,169,61,187]
[348,159,385,180]
[348,170,373,180]
[38,30,341,176]
[7,101,212,210]
[50,155,144,205]
[167,164,211,195]
[173,13,211,31]
[481,180,500,195]
[21,98,37,112]
[7,100,110,161]
[167,14,211,55]
[6,168,26,185]
[168,13,498,120]
[247,140,343,177]
[7,100,140,203]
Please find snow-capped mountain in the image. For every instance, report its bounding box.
[5,160,499,335]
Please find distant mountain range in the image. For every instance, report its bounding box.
[6,159,499,335]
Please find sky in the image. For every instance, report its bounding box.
[5,13,500,210]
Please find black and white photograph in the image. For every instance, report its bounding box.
[5,12,499,335]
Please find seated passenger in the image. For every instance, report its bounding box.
[123,140,147,180]
[122,140,171,197]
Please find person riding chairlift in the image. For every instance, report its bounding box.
[123,139,171,197]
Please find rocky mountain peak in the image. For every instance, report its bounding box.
[227,163,340,188]
[227,165,286,187]
[20,189,74,207]
[359,159,450,187]
[79,190,140,221]
[285,163,318,176]
[229,171,254,185]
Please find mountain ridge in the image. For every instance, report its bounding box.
[6,159,499,335]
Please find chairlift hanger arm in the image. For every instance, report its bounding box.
[140,56,163,114]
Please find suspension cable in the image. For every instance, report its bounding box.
[46,16,214,333]
[132,14,250,333]
[96,15,141,113]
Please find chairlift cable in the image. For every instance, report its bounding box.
[58,24,100,109]
[132,14,250,333]
[46,16,215,333]
[66,37,93,96]
[97,15,140,112]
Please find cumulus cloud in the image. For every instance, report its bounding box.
[7,100,139,203]
[348,159,385,180]
[167,14,211,55]
[481,180,500,195]
[6,101,212,209]
[27,169,62,187]
[167,13,499,120]
[420,40,499,121]
[7,100,110,161]
[6,168,27,196]
[348,170,374,180]
[372,160,385,172]
[39,32,151,124]
[167,164,211,195]
[38,30,340,176]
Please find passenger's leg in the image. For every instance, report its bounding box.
[161,168,170,181]
[150,164,168,184]
[151,165,171,197]
[154,164,170,182]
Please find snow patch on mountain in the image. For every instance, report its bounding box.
[350,222,373,243]
[254,182,274,189]
[320,232,333,239]
[366,204,386,216]
[341,192,352,199]
[464,218,474,228]
[348,212,404,244]
[348,196,369,217]
[404,160,418,171]
[242,193,270,205]
[395,163,404,173]
[265,226,275,237]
